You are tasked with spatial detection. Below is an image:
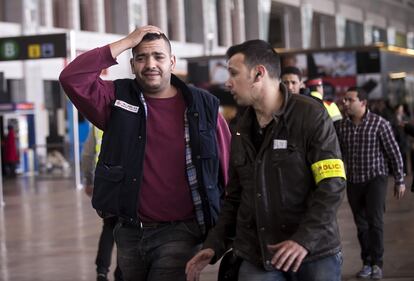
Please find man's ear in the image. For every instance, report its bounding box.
[361,99,368,107]
[130,58,134,74]
[254,65,266,82]
[170,55,176,71]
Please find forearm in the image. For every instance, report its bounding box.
[109,37,135,59]
[381,123,405,184]
[59,46,116,130]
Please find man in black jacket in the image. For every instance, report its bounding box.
[186,40,346,281]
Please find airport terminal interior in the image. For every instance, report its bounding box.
[2,0,414,280]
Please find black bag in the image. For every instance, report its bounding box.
[217,249,243,281]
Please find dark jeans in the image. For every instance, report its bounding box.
[238,252,342,281]
[96,216,123,280]
[114,219,203,281]
[347,175,388,267]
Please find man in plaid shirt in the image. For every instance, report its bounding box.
[336,87,406,280]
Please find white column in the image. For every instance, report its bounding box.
[387,27,396,45]
[217,0,232,46]
[301,3,313,49]
[231,0,245,44]
[169,0,186,42]
[22,0,47,153]
[39,0,53,27]
[93,0,105,33]
[258,0,271,41]
[128,0,148,32]
[67,0,80,30]
[364,21,373,45]
[202,0,218,54]
[22,0,39,34]
[23,62,47,160]
[147,0,168,35]
[283,11,291,49]
[335,15,346,47]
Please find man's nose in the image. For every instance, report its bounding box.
[145,57,156,68]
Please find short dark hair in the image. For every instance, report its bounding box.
[281,66,302,81]
[226,40,281,79]
[347,86,368,101]
[132,33,172,54]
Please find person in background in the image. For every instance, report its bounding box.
[186,39,346,281]
[305,77,343,124]
[336,87,406,280]
[82,127,123,281]
[391,104,410,175]
[280,66,303,95]
[398,117,414,192]
[4,125,19,178]
[59,25,231,281]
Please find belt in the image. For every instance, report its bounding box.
[119,217,195,229]
[140,221,180,228]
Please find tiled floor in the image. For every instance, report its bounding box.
[1,176,414,281]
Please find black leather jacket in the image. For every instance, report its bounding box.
[204,86,346,270]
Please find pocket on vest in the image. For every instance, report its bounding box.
[199,127,217,159]
[92,164,125,216]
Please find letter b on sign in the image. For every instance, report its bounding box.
[1,41,19,60]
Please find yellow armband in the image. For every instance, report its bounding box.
[311,159,346,184]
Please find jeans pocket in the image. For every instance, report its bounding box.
[335,251,343,266]
[181,220,203,241]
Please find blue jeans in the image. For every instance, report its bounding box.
[113,219,202,281]
[238,252,342,281]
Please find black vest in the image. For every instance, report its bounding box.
[92,74,223,230]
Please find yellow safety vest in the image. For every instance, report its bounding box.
[324,101,343,122]
[310,91,342,122]
[93,127,103,163]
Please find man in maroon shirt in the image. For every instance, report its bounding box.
[60,25,231,281]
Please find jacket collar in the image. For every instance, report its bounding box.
[237,83,290,135]
[273,83,290,118]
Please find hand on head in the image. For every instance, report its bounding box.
[127,25,163,49]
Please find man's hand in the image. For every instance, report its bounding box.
[84,185,93,197]
[110,25,163,58]
[185,248,215,281]
[268,240,308,272]
[394,184,406,199]
[125,25,163,49]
